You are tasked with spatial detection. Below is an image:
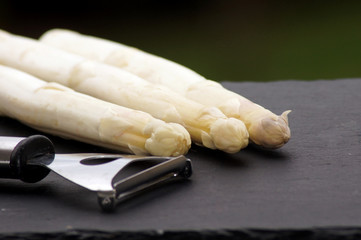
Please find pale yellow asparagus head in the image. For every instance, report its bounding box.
[248,110,291,148]
[196,107,249,153]
[209,117,249,153]
[99,108,191,156]
[144,119,191,156]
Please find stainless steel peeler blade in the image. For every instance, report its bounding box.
[0,135,192,211]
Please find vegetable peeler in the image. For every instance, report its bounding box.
[0,135,192,211]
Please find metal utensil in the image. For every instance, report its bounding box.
[0,135,192,211]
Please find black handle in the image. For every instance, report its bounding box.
[0,135,55,183]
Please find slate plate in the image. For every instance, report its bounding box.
[0,79,361,239]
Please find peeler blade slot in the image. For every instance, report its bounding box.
[79,155,124,166]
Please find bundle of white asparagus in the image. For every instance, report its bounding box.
[0,65,191,156]
[0,30,249,154]
[39,29,291,149]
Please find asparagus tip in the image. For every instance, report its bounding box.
[208,117,249,153]
[249,110,291,149]
[145,121,191,156]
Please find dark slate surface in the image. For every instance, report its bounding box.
[0,79,361,238]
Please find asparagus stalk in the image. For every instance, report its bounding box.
[40,29,291,148]
[0,30,249,153]
[0,65,191,156]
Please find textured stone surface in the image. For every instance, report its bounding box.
[1,228,361,240]
[0,79,360,238]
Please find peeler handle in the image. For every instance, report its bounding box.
[0,135,55,183]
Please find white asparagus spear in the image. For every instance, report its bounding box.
[0,30,249,153]
[0,64,191,156]
[40,29,291,148]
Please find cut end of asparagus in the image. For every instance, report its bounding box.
[249,110,291,149]
[207,117,249,153]
[144,120,191,157]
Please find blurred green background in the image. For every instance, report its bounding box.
[1,0,361,82]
